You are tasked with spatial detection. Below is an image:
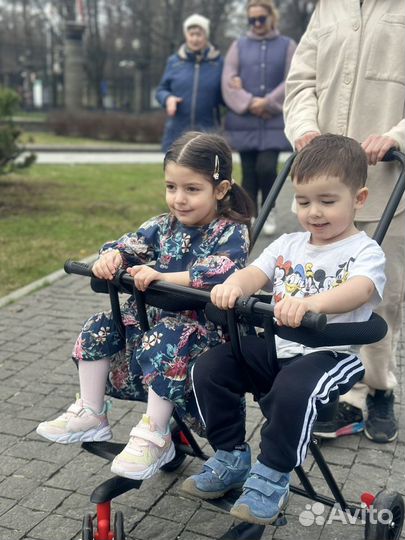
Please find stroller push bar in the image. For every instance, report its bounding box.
[63,260,327,332]
[252,148,405,248]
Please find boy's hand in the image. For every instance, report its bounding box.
[128,265,161,292]
[92,250,122,280]
[274,296,316,328]
[210,283,244,309]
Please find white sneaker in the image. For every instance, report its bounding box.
[111,414,175,480]
[263,213,277,236]
[36,395,112,444]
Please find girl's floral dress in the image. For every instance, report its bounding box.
[73,213,250,430]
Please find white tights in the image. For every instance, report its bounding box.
[78,360,174,433]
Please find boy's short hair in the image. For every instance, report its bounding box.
[291,134,368,191]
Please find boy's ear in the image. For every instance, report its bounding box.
[355,187,368,209]
[215,180,231,200]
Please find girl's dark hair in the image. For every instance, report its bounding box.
[291,134,368,192]
[164,131,255,227]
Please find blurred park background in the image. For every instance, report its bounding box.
[0,0,315,298]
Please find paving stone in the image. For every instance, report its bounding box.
[51,492,94,520]
[131,515,184,540]
[16,459,62,481]
[355,447,393,470]
[0,504,47,533]
[0,497,17,517]
[0,416,37,437]
[21,486,70,512]
[0,455,29,477]
[187,507,235,538]
[0,475,39,500]
[149,494,199,523]
[0,527,26,540]
[28,513,81,540]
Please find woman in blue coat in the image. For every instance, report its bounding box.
[156,14,223,152]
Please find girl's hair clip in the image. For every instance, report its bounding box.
[213,154,220,180]
[230,178,236,185]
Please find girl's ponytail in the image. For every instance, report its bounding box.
[217,182,254,227]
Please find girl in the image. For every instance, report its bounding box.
[37,132,254,481]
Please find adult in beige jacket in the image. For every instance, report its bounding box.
[284,0,405,443]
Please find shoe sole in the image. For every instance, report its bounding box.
[36,425,112,444]
[110,442,176,480]
[180,477,245,500]
[364,427,398,443]
[230,496,289,525]
[313,421,364,439]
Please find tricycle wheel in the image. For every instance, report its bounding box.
[114,510,125,540]
[82,512,93,540]
[364,490,404,540]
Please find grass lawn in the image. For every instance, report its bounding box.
[0,163,168,298]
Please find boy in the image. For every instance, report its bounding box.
[180,134,386,525]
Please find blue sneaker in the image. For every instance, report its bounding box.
[230,461,290,525]
[180,444,251,500]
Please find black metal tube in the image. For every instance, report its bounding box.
[251,152,297,247]
[373,150,405,245]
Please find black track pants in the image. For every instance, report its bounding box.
[192,336,365,473]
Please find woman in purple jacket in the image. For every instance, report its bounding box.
[155,14,223,153]
[222,0,296,235]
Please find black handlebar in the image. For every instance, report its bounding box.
[64,260,327,332]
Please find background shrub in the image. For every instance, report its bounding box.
[47,110,166,143]
[0,87,35,174]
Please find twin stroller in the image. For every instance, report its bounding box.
[65,150,405,540]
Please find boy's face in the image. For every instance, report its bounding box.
[293,174,368,246]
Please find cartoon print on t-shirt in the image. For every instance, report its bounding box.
[272,256,356,300]
[273,256,293,302]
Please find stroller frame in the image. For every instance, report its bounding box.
[65,149,405,540]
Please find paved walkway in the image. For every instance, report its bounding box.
[1,183,404,540]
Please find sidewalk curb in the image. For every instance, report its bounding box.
[0,253,98,309]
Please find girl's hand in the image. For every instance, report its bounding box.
[92,250,123,280]
[128,265,161,292]
[274,296,315,328]
[211,283,244,309]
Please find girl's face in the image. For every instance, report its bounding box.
[185,27,208,52]
[293,174,368,245]
[165,162,229,227]
[247,6,273,36]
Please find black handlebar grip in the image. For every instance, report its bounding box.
[64,260,93,277]
[382,148,398,162]
[301,311,327,331]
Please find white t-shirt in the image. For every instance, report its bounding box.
[251,231,386,358]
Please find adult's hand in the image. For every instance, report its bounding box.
[361,135,399,166]
[229,76,243,90]
[166,96,183,117]
[249,97,268,117]
[294,131,321,151]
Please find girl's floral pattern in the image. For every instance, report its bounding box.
[72,214,250,426]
